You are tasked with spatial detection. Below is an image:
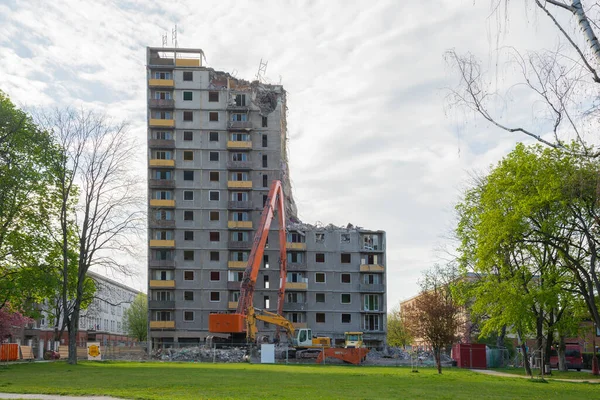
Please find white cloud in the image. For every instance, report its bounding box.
[0,0,585,305]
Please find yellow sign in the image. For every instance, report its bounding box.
[87,342,101,360]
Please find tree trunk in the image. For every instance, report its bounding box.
[521,342,532,377]
[496,325,506,348]
[434,347,442,374]
[544,330,553,375]
[572,0,600,67]
[67,307,79,364]
[558,335,567,372]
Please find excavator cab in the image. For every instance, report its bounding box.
[293,328,313,347]
[344,332,364,348]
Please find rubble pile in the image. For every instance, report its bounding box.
[152,346,248,363]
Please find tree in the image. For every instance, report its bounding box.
[123,293,148,342]
[0,305,32,342]
[387,305,412,348]
[404,287,461,374]
[455,143,598,374]
[0,91,63,314]
[36,108,144,364]
[447,1,600,157]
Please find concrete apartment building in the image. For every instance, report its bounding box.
[146,46,386,349]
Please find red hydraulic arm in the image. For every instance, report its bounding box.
[237,180,287,316]
[208,180,287,338]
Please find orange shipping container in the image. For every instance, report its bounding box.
[209,313,245,333]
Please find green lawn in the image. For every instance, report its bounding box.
[493,367,600,380]
[0,362,598,399]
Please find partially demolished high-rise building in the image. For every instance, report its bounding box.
[146,47,386,349]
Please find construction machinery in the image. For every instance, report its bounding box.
[208,180,367,364]
[344,332,364,348]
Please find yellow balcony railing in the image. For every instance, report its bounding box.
[228,221,253,229]
[148,79,174,87]
[176,59,200,67]
[360,264,385,272]
[149,159,175,167]
[228,261,247,269]
[149,280,175,288]
[228,301,238,309]
[227,141,252,149]
[149,240,175,248]
[292,323,307,329]
[149,119,175,127]
[150,199,175,208]
[150,321,175,329]
[286,282,308,290]
[228,181,252,189]
[286,242,306,250]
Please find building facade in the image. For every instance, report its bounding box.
[18,271,141,351]
[146,47,386,349]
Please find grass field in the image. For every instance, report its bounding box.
[0,362,599,399]
[492,367,600,380]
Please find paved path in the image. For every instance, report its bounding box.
[471,369,600,383]
[0,394,124,400]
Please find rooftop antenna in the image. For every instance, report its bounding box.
[161,32,167,47]
[172,24,178,48]
[256,58,268,83]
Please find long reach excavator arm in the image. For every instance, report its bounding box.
[208,180,288,342]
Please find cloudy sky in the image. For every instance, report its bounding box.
[0,0,584,308]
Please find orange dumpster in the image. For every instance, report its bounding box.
[0,343,19,361]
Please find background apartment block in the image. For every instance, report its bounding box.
[146,47,386,349]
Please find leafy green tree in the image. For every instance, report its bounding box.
[123,293,147,342]
[387,305,411,348]
[0,91,63,313]
[455,143,596,376]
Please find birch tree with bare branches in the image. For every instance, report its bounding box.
[447,1,600,156]
[37,109,144,364]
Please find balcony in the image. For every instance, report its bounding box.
[149,179,175,189]
[148,79,174,87]
[286,282,308,290]
[360,264,385,273]
[292,323,307,329]
[149,58,175,66]
[283,302,306,311]
[228,241,252,250]
[228,181,252,189]
[148,139,175,149]
[148,99,175,109]
[150,321,175,329]
[149,159,175,167]
[149,199,175,208]
[176,58,200,67]
[227,281,242,290]
[149,240,175,248]
[226,160,253,170]
[359,284,385,293]
[149,119,175,128]
[286,262,307,271]
[361,245,384,253]
[286,242,306,251]
[228,261,247,269]
[149,300,175,309]
[148,259,175,269]
[228,221,253,229]
[149,280,175,288]
[149,220,175,229]
[227,121,253,130]
[228,201,253,210]
[227,104,250,111]
[228,301,239,309]
[227,141,252,150]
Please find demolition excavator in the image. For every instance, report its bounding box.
[208,180,368,364]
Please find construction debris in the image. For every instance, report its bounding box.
[152,346,248,363]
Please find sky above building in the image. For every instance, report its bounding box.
[0,0,580,308]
